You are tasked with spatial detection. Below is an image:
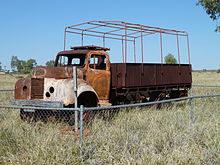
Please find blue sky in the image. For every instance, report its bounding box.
[0,0,219,70]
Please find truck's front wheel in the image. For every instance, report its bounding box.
[20,109,34,121]
[77,91,98,123]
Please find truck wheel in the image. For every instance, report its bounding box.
[34,110,55,122]
[20,109,56,122]
[77,91,98,124]
[20,109,34,121]
[149,92,170,109]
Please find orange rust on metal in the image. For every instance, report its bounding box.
[15,78,31,100]
[15,78,44,100]
[32,66,77,79]
[15,46,111,107]
[84,50,111,101]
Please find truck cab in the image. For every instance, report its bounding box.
[13,46,112,108]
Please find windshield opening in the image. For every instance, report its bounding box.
[56,54,86,67]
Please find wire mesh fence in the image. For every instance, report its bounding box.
[191,85,220,96]
[0,85,220,161]
[0,88,220,156]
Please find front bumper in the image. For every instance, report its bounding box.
[10,100,63,108]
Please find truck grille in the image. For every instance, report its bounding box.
[31,78,44,99]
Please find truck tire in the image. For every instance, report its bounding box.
[77,91,98,124]
[149,92,171,109]
[20,109,34,121]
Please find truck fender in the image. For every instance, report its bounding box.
[77,82,99,107]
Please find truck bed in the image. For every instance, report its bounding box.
[111,63,192,88]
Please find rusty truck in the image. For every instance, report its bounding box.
[11,21,192,121]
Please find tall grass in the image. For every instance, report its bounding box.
[0,72,219,164]
[0,75,16,104]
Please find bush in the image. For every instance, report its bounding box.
[164,53,177,64]
[217,69,220,73]
[15,75,24,79]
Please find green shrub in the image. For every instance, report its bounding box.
[164,53,177,64]
[15,75,24,79]
[217,69,220,73]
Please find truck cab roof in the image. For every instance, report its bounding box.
[57,45,110,56]
[71,45,110,51]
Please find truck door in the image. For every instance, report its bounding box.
[85,52,110,100]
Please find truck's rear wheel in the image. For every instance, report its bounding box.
[149,92,171,109]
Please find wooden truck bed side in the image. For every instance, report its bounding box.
[111,63,192,88]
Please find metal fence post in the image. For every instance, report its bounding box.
[189,98,195,123]
[79,105,84,156]
[190,87,193,96]
[73,67,78,132]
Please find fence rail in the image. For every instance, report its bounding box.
[0,89,14,92]
[192,85,220,87]
[1,84,219,92]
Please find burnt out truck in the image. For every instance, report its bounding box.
[11,21,192,120]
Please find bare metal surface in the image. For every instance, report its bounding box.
[77,81,98,98]
[44,78,75,105]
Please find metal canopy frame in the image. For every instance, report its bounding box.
[64,21,191,64]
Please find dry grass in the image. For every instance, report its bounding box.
[192,71,220,96]
[0,72,219,164]
[0,74,16,89]
[192,71,220,85]
[0,75,16,105]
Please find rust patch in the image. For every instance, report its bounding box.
[32,66,74,79]
[15,78,31,100]
[111,63,192,88]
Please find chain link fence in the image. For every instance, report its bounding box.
[191,85,220,96]
[0,87,220,156]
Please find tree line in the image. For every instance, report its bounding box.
[11,56,37,74]
[0,56,55,73]
[0,54,177,74]
[0,54,219,73]
[10,56,55,74]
